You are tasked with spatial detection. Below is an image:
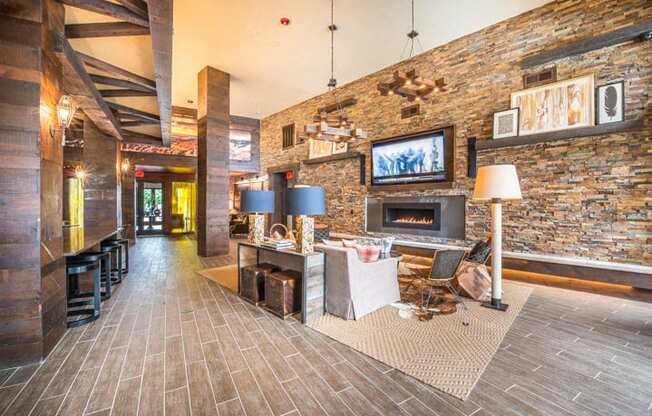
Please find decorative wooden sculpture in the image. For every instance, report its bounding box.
[377,69,446,102]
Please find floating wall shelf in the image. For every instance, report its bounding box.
[476,119,644,151]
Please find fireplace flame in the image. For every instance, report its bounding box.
[392,216,434,225]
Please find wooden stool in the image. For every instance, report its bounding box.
[264,270,302,319]
[240,263,278,305]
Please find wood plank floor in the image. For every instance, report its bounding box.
[1,236,650,416]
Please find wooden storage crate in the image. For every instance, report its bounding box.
[239,263,278,305]
[264,270,302,319]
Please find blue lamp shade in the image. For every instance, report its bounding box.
[287,187,326,216]
[240,190,275,213]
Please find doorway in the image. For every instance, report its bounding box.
[137,181,164,234]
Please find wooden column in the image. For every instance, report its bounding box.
[196,67,230,256]
[0,0,66,368]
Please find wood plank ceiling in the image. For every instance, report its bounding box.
[58,0,172,146]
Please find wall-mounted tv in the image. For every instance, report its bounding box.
[371,127,454,186]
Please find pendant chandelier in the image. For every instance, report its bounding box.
[377,0,446,102]
[303,0,367,143]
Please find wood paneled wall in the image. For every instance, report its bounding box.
[196,66,230,256]
[81,114,119,230]
[0,0,66,368]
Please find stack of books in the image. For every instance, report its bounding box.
[261,238,295,250]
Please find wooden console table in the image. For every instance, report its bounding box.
[236,242,325,324]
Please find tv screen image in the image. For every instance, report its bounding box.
[372,132,445,185]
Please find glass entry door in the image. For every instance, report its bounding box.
[137,182,164,234]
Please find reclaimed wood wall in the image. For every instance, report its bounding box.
[0,0,66,368]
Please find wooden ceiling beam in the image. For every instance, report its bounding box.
[100,89,157,97]
[148,0,173,146]
[53,33,123,140]
[115,0,148,19]
[59,0,149,27]
[89,73,152,91]
[65,22,149,38]
[77,52,156,91]
[107,101,160,122]
[121,130,164,146]
[120,120,158,127]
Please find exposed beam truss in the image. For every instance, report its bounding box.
[65,22,149,38]
[77,52,156,91]
[59,0,149,27]
[148,0,173,146]
[108,101,160,122]
[100,89,156,97]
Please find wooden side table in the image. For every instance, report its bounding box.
[236,242,325,324]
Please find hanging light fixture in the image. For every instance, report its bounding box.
[377,0,445,102]
[302,0,367,144]
[57,95,77,146]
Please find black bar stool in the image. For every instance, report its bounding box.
[69,251,112,300]
[66,260,101,328]
[101,242,123,285]
[103,238,129,275]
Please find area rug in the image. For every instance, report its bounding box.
[308,282,532,400]
[196,264,238,292]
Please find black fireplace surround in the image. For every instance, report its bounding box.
[366,196,465,239]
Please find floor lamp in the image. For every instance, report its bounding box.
[240,190,274,245]
[473,164,522,311]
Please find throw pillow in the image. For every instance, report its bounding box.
[456,261,491,301]
[321,239,343,247]
[355,245,381,263]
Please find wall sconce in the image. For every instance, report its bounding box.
[57,95,76,146]
[74,167,87,180]
[120,159,131,172]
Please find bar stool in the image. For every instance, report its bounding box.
[102,238,129,275]
[66,260,101,328]
[69,251,112,300]
[100,242,123,285]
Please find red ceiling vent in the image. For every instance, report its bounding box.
[280,17,290,26]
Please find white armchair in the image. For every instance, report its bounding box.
[315,244,400,320]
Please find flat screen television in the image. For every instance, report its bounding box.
[371,127,454,186]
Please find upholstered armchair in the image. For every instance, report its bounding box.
[315,244,400,320]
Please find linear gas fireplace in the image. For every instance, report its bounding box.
[366,196,465,239]
[382,203,441,231]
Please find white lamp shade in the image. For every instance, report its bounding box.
[473,164,522,201]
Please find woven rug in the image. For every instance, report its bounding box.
[308,282,532,400]
[196,265,238,292]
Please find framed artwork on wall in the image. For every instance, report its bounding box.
[492,108,519,139]
[596,81,624,124]
[511,74,594,136]
[308,139,333,159]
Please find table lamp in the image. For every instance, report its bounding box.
[287,186,326,254]
[240,190,274,245]
[473,164,522,311]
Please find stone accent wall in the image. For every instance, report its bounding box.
[260,0,652,266]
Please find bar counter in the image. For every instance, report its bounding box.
[63,226,119,257]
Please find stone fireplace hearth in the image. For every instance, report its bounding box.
[366,196,465,239]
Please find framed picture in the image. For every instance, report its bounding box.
[596,81,624,124]
[511,74,594,136]
[308,139,333,159]
[493,108,519,139]
[332,142,348,154]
